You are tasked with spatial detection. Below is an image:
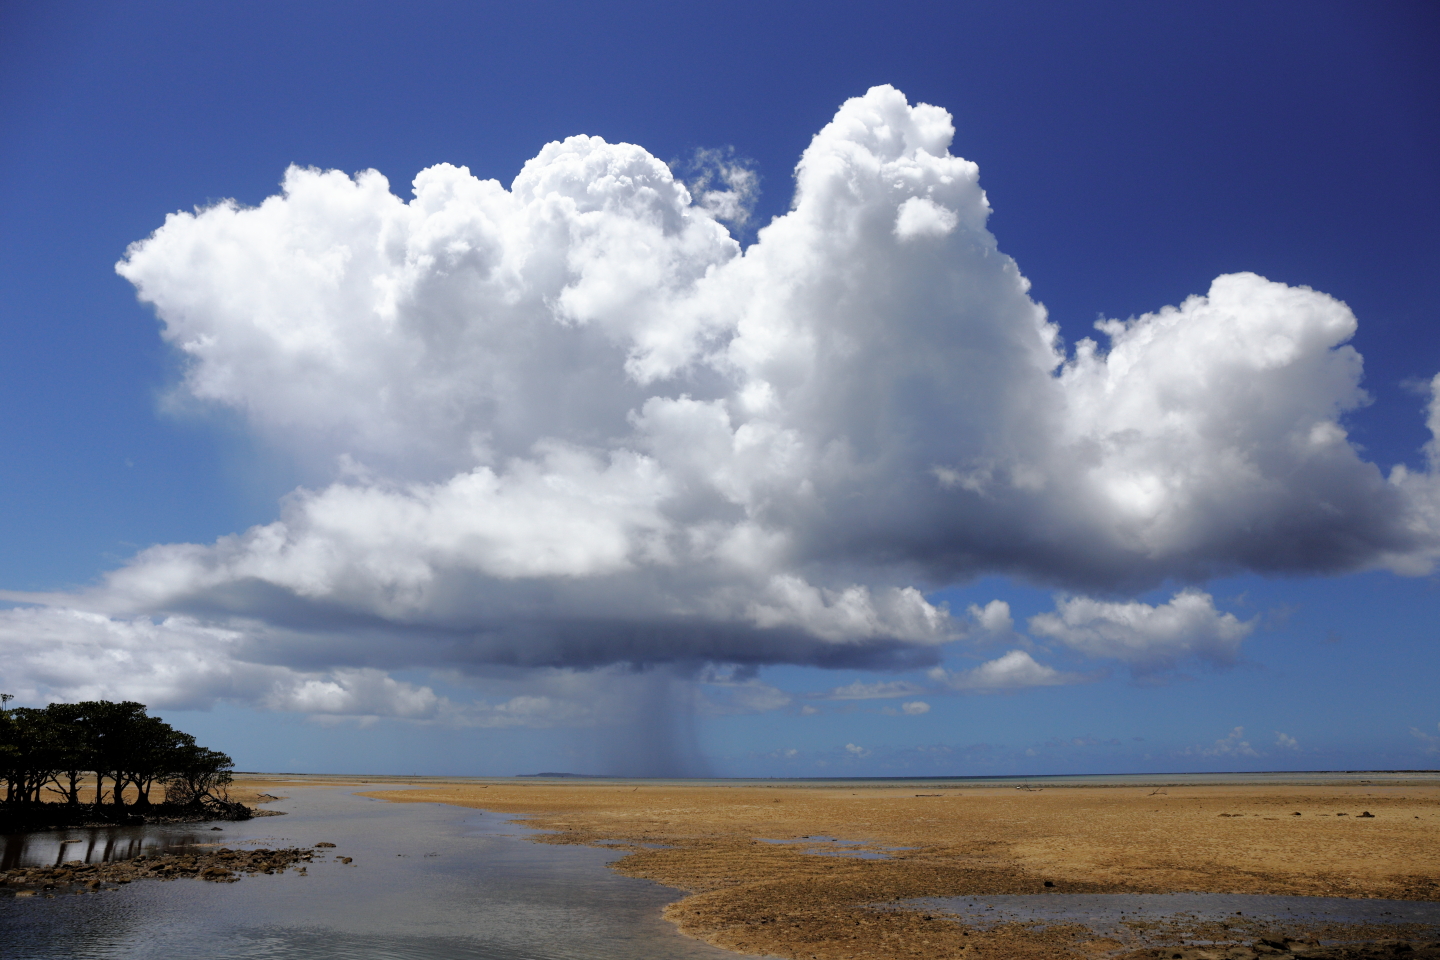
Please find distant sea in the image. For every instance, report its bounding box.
[499,770,1440,787]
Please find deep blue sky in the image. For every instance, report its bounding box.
[2,1,1437,775]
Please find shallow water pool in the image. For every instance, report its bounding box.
[0,786,744,960]
[901,892,1440,945]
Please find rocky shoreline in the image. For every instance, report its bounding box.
[0,845,328,896]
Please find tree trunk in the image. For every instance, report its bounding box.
[133,775,152,808]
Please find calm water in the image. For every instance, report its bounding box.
[3,823,223,870]
[0,787,743,960]
[904,893,1440,944]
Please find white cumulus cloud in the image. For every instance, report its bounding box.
[931,650,1085,691]
[1028,589,1253,673]
[968,599,1014,635]
[0,84,1436,717]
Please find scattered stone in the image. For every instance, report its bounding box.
[1359,811,1375,818]
[315,842,336,847]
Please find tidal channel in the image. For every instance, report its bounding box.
[0,786,741,960]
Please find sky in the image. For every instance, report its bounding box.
[2,0,1438,778]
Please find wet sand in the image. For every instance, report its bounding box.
[325,777,1440,959]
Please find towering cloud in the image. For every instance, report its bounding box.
[4,85,1439,716]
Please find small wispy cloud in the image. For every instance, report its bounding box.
[698,666,792,715]
[676,145,760,228]
[1410,722,1440,756]
[881,700,931,716]
[823,679,929,700]
[1194,726,1260,758]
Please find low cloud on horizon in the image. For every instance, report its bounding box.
[4,86,1440,749]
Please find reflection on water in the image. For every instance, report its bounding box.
[2,824,219,870]
[0,787,741,960]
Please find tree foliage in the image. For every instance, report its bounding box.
[0,697,237,815]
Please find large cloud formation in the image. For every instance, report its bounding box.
[5,85,1440,719]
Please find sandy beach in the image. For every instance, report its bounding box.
[225,775,1440,958]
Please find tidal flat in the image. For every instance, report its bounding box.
[3,773,1438,959]
[361,772,1440,959]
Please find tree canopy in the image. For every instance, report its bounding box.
[0,697,235,813]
